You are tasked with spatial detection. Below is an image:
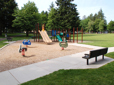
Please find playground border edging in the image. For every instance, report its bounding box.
[0,41,16,50]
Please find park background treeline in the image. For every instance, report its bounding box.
[0,0,114,36]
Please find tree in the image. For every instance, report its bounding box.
[55,0,80,30]
[94,19,101,32]
[107,21,114,32]
[97,9,105,20]
[86,20,94,33]
[99,20,105,32]
[80,18,89,32]
[93,13,98,21]
[88,13,94,21]
[46,8,57,30]
[82,15,87,20]
[0,0,17,35]
[40,11,48,25]
[12,1,40,36]
[48,2,55,12]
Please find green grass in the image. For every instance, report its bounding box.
[0,40,8,48]
[21,52,114,85]
[105,52,114,58]
[71,33,114,47]
[0,33,26,38]
[0,33,34,48]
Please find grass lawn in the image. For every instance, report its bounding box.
[75,33,114,47]
[21,52,114,85]
[0,33,34,48]
[0,33,26,38]
[0,40,8,48]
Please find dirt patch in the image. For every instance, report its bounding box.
[0,40,92,72]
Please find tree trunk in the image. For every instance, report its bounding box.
[0,28,2,36]
[0,26,3,36]
[26,30,29,37]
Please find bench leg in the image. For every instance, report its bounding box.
[87,59,89,65]
[102,55,104,59]
[95,57,97,62]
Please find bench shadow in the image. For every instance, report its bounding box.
[89,58,113,65]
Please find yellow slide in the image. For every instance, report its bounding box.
[39,30,52,43]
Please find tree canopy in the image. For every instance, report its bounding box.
[80,9,107,33]
[55,0,80,30]
[12,1,40,36]
[0,0,17,35]
[107,21,114,32]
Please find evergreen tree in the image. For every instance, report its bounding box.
[88,13,94,21]
[0,0,17,35]
[46,8,57,30]
[48,2,55,12]
[97,9,105,20]
[55,0,80,30]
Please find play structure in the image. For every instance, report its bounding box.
[22,39,31,47]
[19,44,27,57]
[38,24,52,43]
[34,23,83,43]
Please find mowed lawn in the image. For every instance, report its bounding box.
[79,33,114,47]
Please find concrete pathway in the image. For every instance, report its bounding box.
[0,43,114,85]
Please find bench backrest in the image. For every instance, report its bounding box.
[7,37,11,39]
[89,48,108,58]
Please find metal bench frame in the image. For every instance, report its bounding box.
[82,48,108,65]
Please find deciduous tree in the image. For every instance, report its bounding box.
[12,1,40,36]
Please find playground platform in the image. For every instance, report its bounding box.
[0,43,114,85]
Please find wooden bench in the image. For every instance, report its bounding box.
[7,37,12,42]
[82,48,108,65]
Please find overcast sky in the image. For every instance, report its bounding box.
[15,0,114,24]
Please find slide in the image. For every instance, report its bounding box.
[39,30,52,43]
[56,35,62,42]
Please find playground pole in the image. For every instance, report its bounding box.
[73,27,75,43]
[56,28,57,41]
[41,24,43,42]
[63,29,64,41]
[81,28,83,43]
[77,27,78,43]
[59,28,60,35]
[38,23,39,42]
[68,28,70,42]
[51,29,52,41]
[70,29,71,42]
[34,24,35,42]
[36,24,37,42]
[54,29,55,42]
